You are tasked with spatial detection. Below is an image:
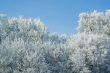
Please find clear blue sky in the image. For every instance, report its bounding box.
[0,0,110,35]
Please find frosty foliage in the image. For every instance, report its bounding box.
[0,10,110,73]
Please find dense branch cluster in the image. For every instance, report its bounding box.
[0,10,110,73]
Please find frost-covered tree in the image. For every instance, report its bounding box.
[77,10,110,36]
[0,10,110,73]
[75,10,110,73]
[0,15,49,73]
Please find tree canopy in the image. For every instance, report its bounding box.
[0,10,110,73]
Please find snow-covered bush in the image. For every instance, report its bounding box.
[0,10,110,73]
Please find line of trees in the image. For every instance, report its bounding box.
[0,10,110,73]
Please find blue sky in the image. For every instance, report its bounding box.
[0,0,110,35]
